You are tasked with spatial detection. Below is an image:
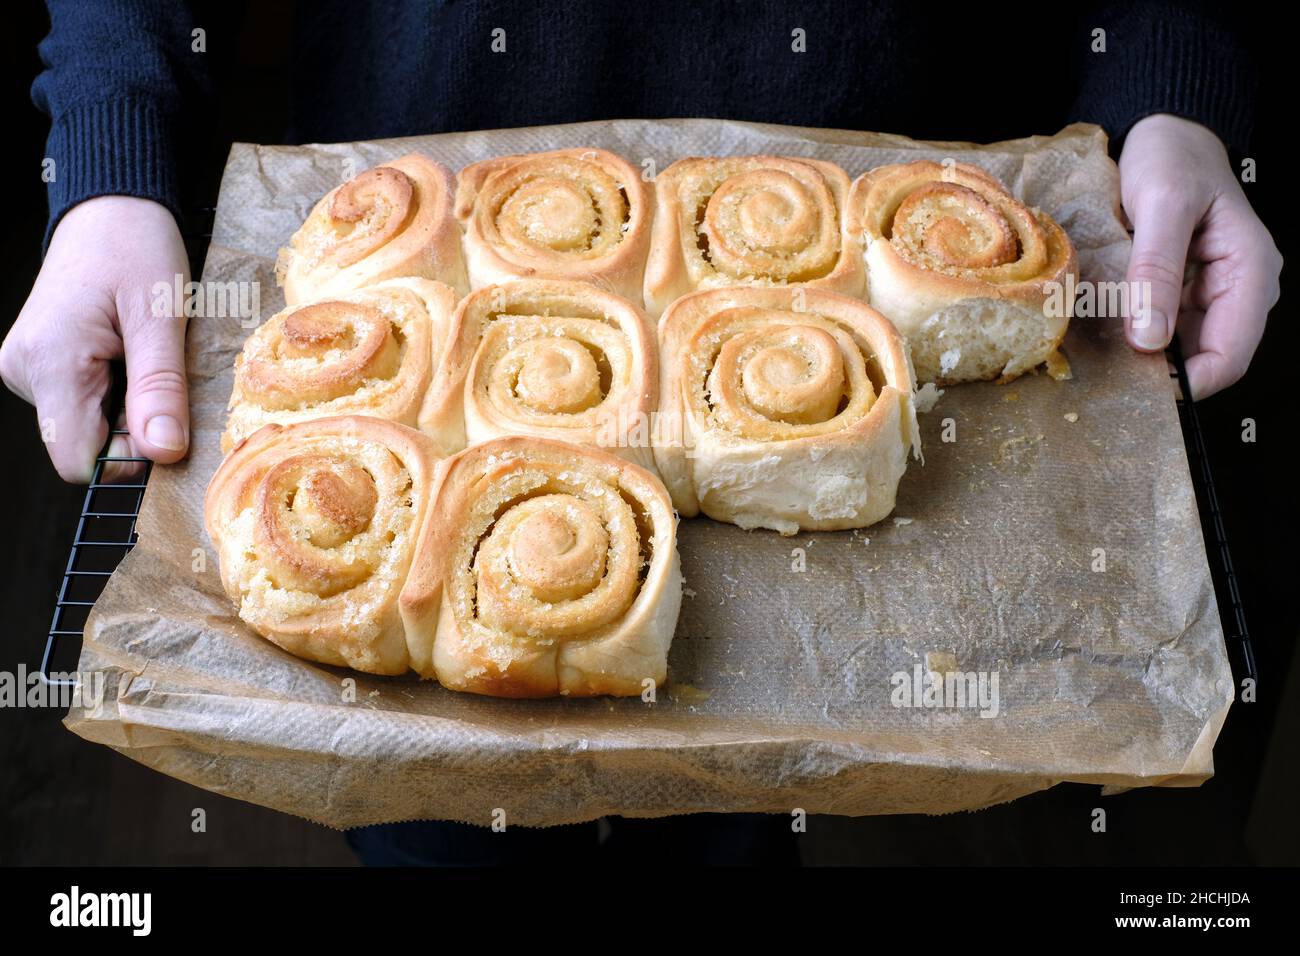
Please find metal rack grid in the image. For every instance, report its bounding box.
[1169,338,1257,685]
[41,435,152,686]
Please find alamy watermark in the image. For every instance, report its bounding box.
[890,662,1000,718]
[1043,276,1154,324]
[0,665,105,711]
[50,886,150,936]
[152,275,262,328]
[594,407,702,457]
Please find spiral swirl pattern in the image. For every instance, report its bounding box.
[848,160,1078,385]
[252,453,385,597]
[880,170,1057,283]
[655,287,918,534]
[400,437,681,697]
[644,156,864,315]
[419,280,658,472]
[702,308,876,443]
[322,166,415,269]
[205,417,440,675]
[279,154,466,305]
[242,302,399,408]
[223,279,456,452]
[457,149,652,303]
[700,162,840,282]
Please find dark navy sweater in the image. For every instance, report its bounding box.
[31,0,1257,244]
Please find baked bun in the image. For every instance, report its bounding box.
[455,148,652,303]
[222,278,457,453]
[278,154,467,304]
[655,286,919,535]
[644,155,864,315]
[204,416,441,675]
[418,279,658,473]
[848,160,1077,385]
[399,437,682,697]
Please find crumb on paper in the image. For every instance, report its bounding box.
[996,433,1044,466]
[925,650,958,673]
[913,382,944,414]
[1064,412,1079,423]
[1045,350,1072,381]
[667,683,711,704]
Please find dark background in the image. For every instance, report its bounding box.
[1,2,1294,865]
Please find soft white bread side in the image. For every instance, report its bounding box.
[655,286,919,535]
[848,160,1077,385]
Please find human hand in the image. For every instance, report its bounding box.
[1,196,190,482]
[1119,113,1282,398]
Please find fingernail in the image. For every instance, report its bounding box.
[144,415,187,452]
[1132,309,1169,350]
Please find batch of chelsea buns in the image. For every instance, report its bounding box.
[200,147,1077,697]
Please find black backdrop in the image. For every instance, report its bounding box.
[1,1,1294,866]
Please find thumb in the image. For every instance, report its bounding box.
[120,284,190,463]
[1124,194,1198,352]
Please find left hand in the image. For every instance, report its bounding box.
[1118,113,1282,398]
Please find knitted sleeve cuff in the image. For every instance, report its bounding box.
[1070,10,1258,156]
[42,97,181,250]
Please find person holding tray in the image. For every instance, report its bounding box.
[2,0,1279,865]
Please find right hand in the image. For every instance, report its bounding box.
[1,195,191,482]
[1118,115,1283,398]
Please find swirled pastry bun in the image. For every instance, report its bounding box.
[455,148,652,303]
[399,437,682,697]
[278,154,467,304]
[204,417,441,675]
[848,160,1077,385]
[644,155,864,316]
[418,279,658,473]
[656,286,919,535]
[222,278,457,453]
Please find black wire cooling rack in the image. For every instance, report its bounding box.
[1169,339,1257,685]
[36,205,1259,689]
[41,433,152,687]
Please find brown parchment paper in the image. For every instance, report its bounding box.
[64,120,1233,828]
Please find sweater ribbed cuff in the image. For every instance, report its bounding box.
[42,98,180,251]
[1072,15,1257,156]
